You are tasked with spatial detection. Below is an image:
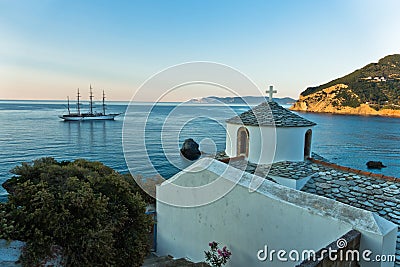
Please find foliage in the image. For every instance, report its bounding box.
[0,157,153,267]
[204,241,231,267]
[0,203,15,239]
[335,89,361,108]
[301,54,400,108]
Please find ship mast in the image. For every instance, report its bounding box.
[67,96,71,115]
[89,84,94,115]
[102,90,106,115]
[77,88,81,115]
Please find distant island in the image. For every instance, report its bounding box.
[291,54,400,117]
[188,96,296,106]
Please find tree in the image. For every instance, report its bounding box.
[1,157,152,267]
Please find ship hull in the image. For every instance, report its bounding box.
[59,114,120,121]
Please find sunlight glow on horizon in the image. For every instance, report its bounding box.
[1,0,400,101]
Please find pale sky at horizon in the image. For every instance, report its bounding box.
[1,0,400,101]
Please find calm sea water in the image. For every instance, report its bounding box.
[1,100,399,200]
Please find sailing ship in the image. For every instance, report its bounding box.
[59,86,121,121]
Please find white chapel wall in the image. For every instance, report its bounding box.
[226,123,313,163]
[273,127,313,162]
[225,123,239,157]
[156,159,397,267]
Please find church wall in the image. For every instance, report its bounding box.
[247,125,274,164]
[156,159,397,267]
[225,123,276,163]
[254,126,313,163]
[226,123,313,164]
[274,127,313,162]
[225,123,238,157]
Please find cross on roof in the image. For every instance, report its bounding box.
[266,85,277,101]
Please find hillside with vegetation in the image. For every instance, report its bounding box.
[291,54,400,116]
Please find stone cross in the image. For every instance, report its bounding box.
[266,85,277,102]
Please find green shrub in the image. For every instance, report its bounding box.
[1,158,152,267]
[0,203,15,239]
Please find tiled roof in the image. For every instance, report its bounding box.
[227,160,317,181]
[226,101,316,127]
[218,155,400,265]
[300,165,400,265]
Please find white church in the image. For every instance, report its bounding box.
[225,87,315,164]
[154,87,399,267]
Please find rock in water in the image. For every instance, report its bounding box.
[366,161,386,169]
[180,138,201,161]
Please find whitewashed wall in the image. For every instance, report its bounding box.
[225,123,313,163]
[156,159,397,267]
[225,123,237,157]
[272,126,313,162]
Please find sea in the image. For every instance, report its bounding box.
[1,100,400,201]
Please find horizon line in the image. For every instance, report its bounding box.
[0,95,296,102]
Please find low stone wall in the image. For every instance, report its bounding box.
[297,230,361,267]
[309,158,399,181]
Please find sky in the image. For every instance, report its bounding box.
[1,0,400,102]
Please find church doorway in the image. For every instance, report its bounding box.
[304,129,312,159]
[237,127,249,157]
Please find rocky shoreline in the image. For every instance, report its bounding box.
[290,84,400,117]
[290,103,400,118]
